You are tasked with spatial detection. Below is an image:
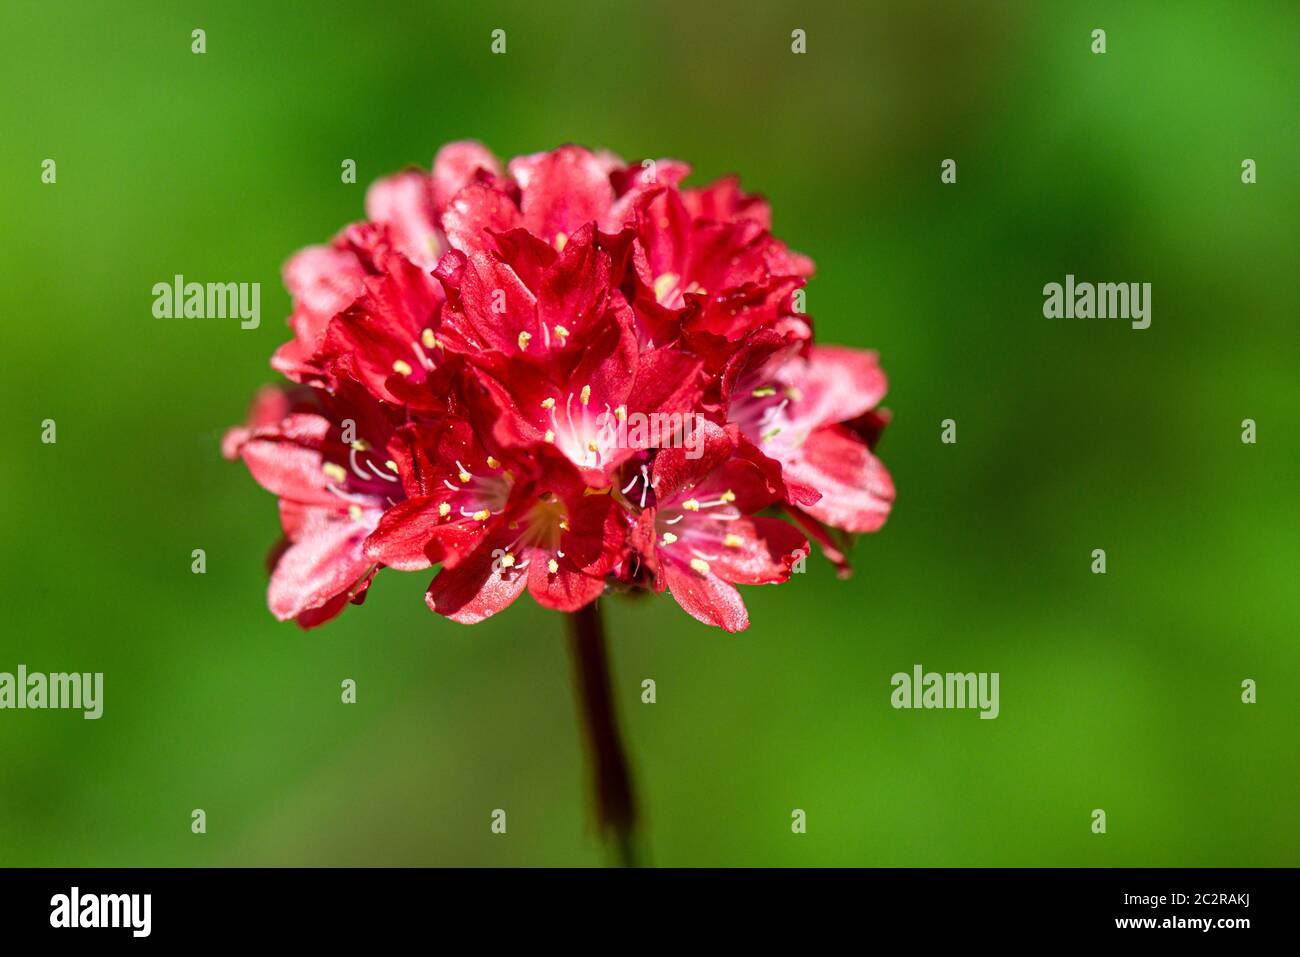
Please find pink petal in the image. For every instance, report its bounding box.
[268,513,373,622]
[783,427,895,533]
[365,169,441,270]
[432,141,503,212]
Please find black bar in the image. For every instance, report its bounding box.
[0,868,1286,942]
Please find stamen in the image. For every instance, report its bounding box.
[421,328,437,349]
[580,385,591,406]
[348,505,364,522]
[438,502,451,517]
[724,534,743,548]
[544,429,555,443]
[541,397,556,410]
[323,462,348,484]
[661,532,678,545]
[348,448,370,480]
[500,552,515,568]
[720,490,736,503]
[472,509,490,522]
[517,331,532,351]
[547,558,559,574]
[486,456,500,469]
[392,359,413,376]
[553,325,569,340]
[456,461,472,483]
[682,498,701,511]
[689,557,711,575]
[752,387,777,397]
[350,440,370,452]
[615,405,627,421]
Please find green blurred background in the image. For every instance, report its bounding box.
[1,0,1295,866]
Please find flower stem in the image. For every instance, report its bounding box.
[565,601,639,867]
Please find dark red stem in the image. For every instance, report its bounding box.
[565,601,639,866]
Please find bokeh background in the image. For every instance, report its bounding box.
[1,0,1295,866]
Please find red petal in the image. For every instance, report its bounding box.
[699,516,807,586]
[527,557,606,612]
[425,537,528,624]
[662,558,749,632]
[509,146,614,243]
[442,183,521,254]
[362,496,445,571]
[682,175,772,229]
[536,223,610,343]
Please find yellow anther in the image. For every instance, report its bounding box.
[558,520,570,531]
[587,440,599,452]
[653,272,678,304]
[553,325,569,339]
[544,429,555,443]
[580,384,591,406]
[682,498,700,511]
[751,387,777,398]
[661,532,678,545]
[391,359,413,376]
[348,505,363,522]
[323,463,348,484]
[350,439,370,451]
[541,397,556,410]
[500,552,515,568]
[547,558,559,574]
[614,404,627,421]
[438,502,451,517]
[786,386,803,402]
[487,456,500,469]
[554,232,568,251]
[689,557,711,575]
[472,509,491,522]
[421,328,437,349]
[724,534,743,548]
[517,331,532,350]
[720,490,736,503]
[458,469,472,483]
[384,459,398,472]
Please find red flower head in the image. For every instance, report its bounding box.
[226,142,894,629]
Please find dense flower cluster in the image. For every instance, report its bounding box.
[225,143,894,632]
